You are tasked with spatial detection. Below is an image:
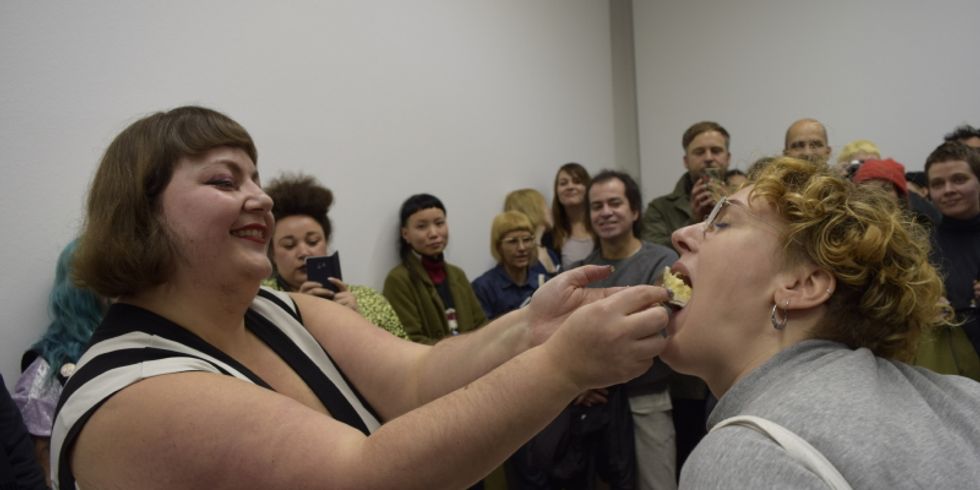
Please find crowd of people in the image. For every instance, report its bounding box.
[3,106,980,489]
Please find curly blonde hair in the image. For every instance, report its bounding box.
[751,157,951,361]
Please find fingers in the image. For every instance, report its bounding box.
[299,281,336,299]
[557,264,614,288]
[333,292,359,312]
[327,277,349,292]
[597,285,671,318]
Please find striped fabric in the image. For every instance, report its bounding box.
[50,287,381,489]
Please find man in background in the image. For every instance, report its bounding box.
[582,170,679,489]
[784,118,832,164]
[641,121,731,251]
[944,124,980,149]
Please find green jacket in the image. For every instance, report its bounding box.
[383,255,487,344]
[640,174,694,252]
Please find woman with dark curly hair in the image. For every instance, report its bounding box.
[663,157,980,487]
[263,172,406,339]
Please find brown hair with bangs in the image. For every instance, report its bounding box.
[550,162,592,250]
[750,157,950,361]
[73,106,257,297]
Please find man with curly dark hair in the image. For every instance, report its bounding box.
[943,124,980,148]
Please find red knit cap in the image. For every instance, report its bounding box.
[853,158,908,198]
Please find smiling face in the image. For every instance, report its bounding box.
[928,160,980,220]
[589,177,638,244]
[402,207,449,256]
[271,215,328,290]
[662,186,788,385]
[158,147,274,287]
[556,170,587,208]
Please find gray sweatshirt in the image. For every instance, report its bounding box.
[680,340,980,488]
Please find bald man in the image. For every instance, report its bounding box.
[784,118,831,164]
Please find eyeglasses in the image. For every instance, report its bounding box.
[702,197,730,237]
[702,196,783,238]
[501,235,535,247]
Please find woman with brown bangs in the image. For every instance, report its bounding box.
[50,106,672,490]
[547,162,595,269]
[661,157,980,487]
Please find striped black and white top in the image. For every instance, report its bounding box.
[50,287,382,489]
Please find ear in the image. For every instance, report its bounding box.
[400,227,409,242]
[683,154,691,171]
[773,264,836,311]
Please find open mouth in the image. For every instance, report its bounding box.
[662,268,692,309]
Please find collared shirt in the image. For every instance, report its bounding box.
[471,262,552,320]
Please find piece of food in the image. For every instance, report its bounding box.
[662,269,691,307]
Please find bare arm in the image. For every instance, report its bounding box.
[299,266,636,417]
[72,273,670,489]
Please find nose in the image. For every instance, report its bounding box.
[246,182,274,213]
[671,223,700,255]
[297,241,315,259]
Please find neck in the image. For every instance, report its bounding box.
[600,235,642,260]
[566,205,590,238]
[503,263,528,285]
[121,273,258,351]
[703,306,825,398]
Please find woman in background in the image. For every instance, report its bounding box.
[549,162,595,268]
[14,240,103,485]
[384,193,486,344]
[263,172,406,339]
[472,211,553,321]
[504,188,560,273]
[835,139,881,177]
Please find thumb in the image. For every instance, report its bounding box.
[558,264,613,288]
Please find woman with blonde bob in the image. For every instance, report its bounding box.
[472,211,553,320]
[664,157,980,487]
[504,188,560,273]
[51,106,671,489]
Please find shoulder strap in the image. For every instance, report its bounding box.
[712,415,852,490]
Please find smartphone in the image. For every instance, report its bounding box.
[306,252,342,293]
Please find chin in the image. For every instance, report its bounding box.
[659,342,699,377]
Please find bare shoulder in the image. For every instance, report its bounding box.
[72,371,367,489]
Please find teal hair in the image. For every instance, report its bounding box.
[31,240,103,378]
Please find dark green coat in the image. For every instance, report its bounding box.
[383,255,487,344]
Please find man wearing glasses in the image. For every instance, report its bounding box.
[783,118,832,164]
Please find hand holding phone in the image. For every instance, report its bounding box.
[306,253,342,293]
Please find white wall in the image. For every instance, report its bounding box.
[634,0,980,200]
[0,1,619,389]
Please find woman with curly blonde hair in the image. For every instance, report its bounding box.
[661,156,980,487]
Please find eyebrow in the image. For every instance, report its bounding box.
[208,158,260,182]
